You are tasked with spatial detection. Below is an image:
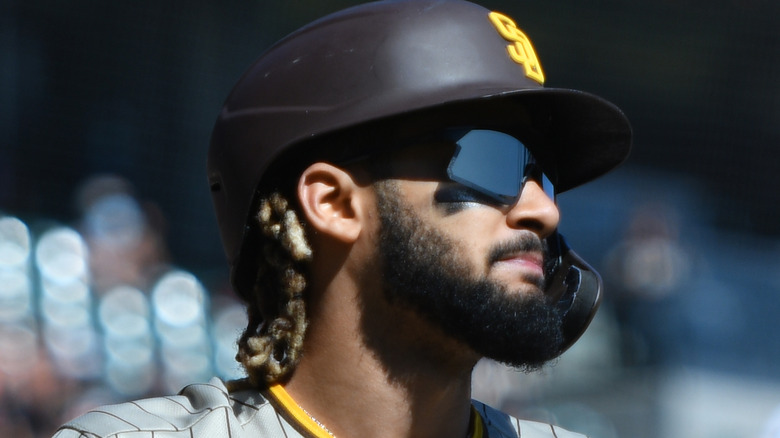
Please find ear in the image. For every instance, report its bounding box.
[297,162,366,243]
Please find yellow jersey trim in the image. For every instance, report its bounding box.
[268,383,484,438]
[267,383,334,438]
[471,405,485,438]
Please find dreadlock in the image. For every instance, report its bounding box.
[236,191,312,385]
[231,138,383,387]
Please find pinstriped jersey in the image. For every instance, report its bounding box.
[52,378,586,438]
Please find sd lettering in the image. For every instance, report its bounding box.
[488,11,545,84]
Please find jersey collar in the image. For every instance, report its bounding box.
[266,383,484,438]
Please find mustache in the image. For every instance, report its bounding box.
[487,233,545,266]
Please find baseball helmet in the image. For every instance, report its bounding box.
[208,0,631,351]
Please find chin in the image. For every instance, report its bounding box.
[491,277,546,298]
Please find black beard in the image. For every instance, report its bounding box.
[374,181,564,371]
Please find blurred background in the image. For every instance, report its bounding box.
[1,0,778,437]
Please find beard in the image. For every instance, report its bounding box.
[374,181,564,371]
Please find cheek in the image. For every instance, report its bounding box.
[439,207,506,236]
[435,214,503,273]
[396,181,508,270]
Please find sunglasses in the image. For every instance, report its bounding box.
[447,130,555,205]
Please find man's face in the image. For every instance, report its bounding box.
[370,144,565,370]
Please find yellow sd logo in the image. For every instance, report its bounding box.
[488,11,545,85]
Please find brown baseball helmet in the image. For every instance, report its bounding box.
[208,0,631,350]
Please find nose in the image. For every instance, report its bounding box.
[506,179,560,239]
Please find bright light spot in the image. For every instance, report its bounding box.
[41,276,90,302]
[44,323,101,379]
[215,344,245,380]
[83,194,144,248]
[212,302,246,346]
[0,269,32,321]
[155,320,209,347]
[44,323,99,359]
[99,286,150,338]
[0,216,31,267]
[41,298,91,328]
[36,227,88,282]
[162,346,211,375]
[212,302,246,380]
[151,270,207,327]
[105,357,156,396]
[105,338,154,366]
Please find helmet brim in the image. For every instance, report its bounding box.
[282,85,632,194]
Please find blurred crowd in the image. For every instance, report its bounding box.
[0,175,246,437]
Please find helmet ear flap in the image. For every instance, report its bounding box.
[545,233,603,353]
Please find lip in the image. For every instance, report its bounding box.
[493,252,545,276]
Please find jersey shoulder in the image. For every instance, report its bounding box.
[52,378,302,438]
[473,400,588,438]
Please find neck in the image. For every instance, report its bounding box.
[283,274,479,438]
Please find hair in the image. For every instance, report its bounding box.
[232,139,385,386]
[235,191,313,385]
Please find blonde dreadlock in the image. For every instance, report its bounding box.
[236,191,312,385]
